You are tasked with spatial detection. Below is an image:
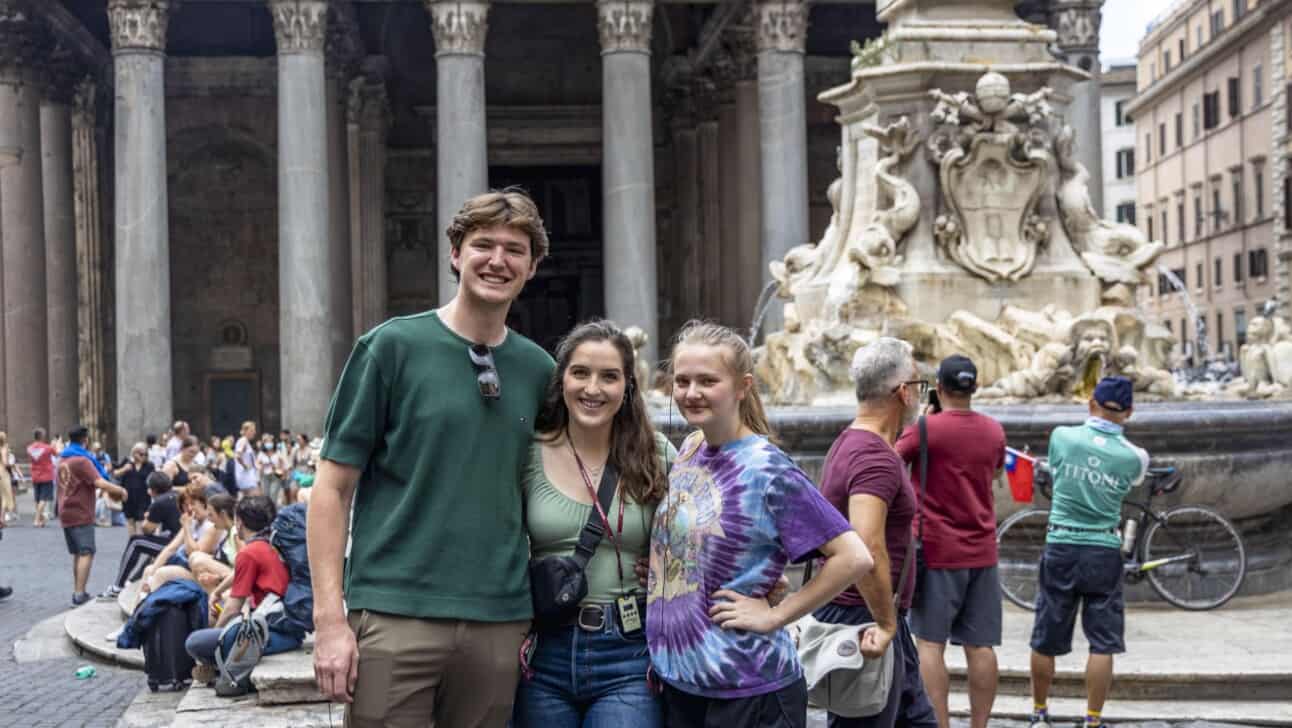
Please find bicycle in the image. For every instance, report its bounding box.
[997,463,1247,611]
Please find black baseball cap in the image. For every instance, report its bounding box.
[937,355,978,393]
[1093,376,1134,412]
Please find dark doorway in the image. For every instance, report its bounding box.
[206,372,260,440]
[489,166,604,353]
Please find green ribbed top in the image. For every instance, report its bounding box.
[524,432,675,604]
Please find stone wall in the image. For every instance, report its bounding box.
[166,61,280,437]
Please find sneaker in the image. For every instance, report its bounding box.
[104,627,123,643]
[96,586,122,602]
[1029,713,1052,728]
[71,592,92,607]
[0,586,12,601]
[192,663,217,686]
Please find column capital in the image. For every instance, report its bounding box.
[722,25,758,81]
[346,73,389,129]
[692,74,720,122]
[424,0,490,57]
[0,0,50,74]
[44,44,83,105]
[268,0,329,54]
[1052,0,1102,55]
[754,0,808,54]
[107,0,171,54]
[597,0,653,54]
[325,1,363,79]
[72,78,99,129]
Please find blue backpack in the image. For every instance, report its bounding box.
[268,503,312,637]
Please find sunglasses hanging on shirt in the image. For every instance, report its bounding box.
[469,344,501,400]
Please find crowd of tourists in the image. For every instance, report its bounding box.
[0,188,1146,727]
[301,189,1146,728]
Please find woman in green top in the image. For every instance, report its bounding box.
[513,320,674,728]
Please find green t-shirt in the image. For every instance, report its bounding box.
[1046,418,1149,549]
[523,432,677,604]
[321,311,555,621]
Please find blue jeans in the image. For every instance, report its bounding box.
[512,618,661,728]
[185,623,303,665]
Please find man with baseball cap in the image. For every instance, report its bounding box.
[1028,376,1148,728]
[895,354,1006,728]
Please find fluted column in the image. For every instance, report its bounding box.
[0,2,50,437]
[109,0,172,453]
[694,76,723,323]
[1052,0,1104,216]
[755,0,808,334]
[426,0,490,304]
[72,80,108,443]
[725,34,763,331]
[669,82,701,329]
[325,8,359,379]
[598,0,658,364]
[268,0,333,434]
[347,75,388,335]
[42,53,80,437]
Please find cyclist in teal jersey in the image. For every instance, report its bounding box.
[1029,377,1147,728]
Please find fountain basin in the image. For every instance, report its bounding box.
[655,399,1292,597]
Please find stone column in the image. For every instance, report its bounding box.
[42,54,80,438]
[347,75,388,335]
[0,4,50,437]
[755,0,809,333]
[72,80,109,443]
[1271,17,1290,319]
[109,0,172,453]
[598,0,658,363]
[268,0,333,435]
[669,84,702,328]
[715,53,742,328]
[730,35,763,336]
[694,76,723,322]
[426,0,490,304]
[1052,0,1104,216]
[325,11,359,377]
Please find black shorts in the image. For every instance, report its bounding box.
[63,523,96,556]
[662,678,808,728]
[1030,543,1125,656]
[33,481,53,503]
[910,565,1002,647]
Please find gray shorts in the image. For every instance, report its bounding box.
[63,523,96,556]
[910,564,1002,647]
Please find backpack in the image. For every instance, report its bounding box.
[267,503,312,637]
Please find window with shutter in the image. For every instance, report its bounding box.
[1234,252,1243,283]
[1228,77,1241,118]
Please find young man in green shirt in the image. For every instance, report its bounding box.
[1029,376,1148,728]
[309,189,556,728]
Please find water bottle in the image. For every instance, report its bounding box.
[1121,518,1138,554]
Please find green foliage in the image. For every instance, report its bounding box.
[850,34,892,69]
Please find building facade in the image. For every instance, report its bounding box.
[1,0,1089,453]
[1128,0,1290,364]
[1102,63,1138,229]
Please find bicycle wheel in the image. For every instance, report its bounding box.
[1141,505,1246,610]
[996,507,1050,610]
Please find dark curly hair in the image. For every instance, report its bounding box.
[535,320,667,506]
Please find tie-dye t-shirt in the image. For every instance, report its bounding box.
[647,432,852,698]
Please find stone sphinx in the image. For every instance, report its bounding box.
[1238,315,1292,398]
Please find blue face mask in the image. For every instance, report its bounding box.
[1085,416,1124,436]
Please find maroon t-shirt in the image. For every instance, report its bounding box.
[58,456,101,528]
[895,410,1006,569]
[819,428,917,609]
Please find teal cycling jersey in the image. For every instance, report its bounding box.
[1046,417,1149,549]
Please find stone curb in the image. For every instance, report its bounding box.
[64,598,145,669]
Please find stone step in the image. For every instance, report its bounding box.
[64,597,144,669]
[253,640,323,705]
[115,681,340,728]
[948,693,1292,726]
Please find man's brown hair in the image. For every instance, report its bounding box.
[446,187,550,262]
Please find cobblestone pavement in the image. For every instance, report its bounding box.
[1,490,139,726]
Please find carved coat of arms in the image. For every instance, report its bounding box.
[927,72,1053,283]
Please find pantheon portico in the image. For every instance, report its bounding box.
[0,0,1103,454]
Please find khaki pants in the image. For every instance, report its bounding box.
[346,609,529,728]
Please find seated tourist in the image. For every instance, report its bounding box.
[98,471,181,600]
[185,496,302,682]
[140,493,237,598]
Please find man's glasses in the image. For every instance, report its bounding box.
[892,379,930,396]
[469,344,501,400]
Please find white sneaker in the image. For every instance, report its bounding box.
[105,626,123,643]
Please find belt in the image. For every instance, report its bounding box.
[1048,524,1117,535]
[559,597,647,633]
